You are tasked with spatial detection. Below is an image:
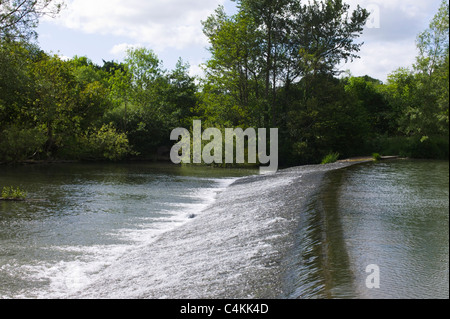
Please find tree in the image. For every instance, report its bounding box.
[0,125,46,162]
[201,6,264,127]
[234,0,293,126]
[29,53,79,154]
[289,0,369,77]
[165,58,198,128]
[385,0,449,139]
[414,0,449,136]
[415,0,449,76]
[202,0,369,129]
[78,123,131,161]
[0,40,32,127]
[285,74,370,164]
[120,47,167,155]
[344,76,393,135]
[107,66,132,132]
[0,0,63,40]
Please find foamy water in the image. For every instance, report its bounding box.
[1,160,448,299]
[0,163,248,299]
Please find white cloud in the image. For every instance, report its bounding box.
[340,39,419,81]
[189,62,205,79]
[109,43,142,56]
[42,0,441,82]
[346,0,438,23]
[58,54,72,61]
[52,0,225,51]
[342,0,441,81]
[345,0,440,42]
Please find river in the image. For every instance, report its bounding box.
[0,160,448,299]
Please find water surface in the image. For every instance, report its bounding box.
[0,160,448,299]
[328,160,449,299]
[0,162,254,298]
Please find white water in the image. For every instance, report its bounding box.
[3,160,447,299]
[0,163,245,299]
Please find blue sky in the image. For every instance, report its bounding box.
[36,0,443,82]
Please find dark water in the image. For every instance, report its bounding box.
[285,160,449,299]
[325,160,449,299]
[0,160,448,299]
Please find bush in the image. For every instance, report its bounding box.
[0,126,47,162]
[373,135,449,160]
[1,186,27,200]
[80,124,133,161]
[321,152,340,164]
[408,136,449,159]
[372,153,382,161]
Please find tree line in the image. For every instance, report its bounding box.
[1,0,448,166]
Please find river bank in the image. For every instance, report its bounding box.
[0,153,393,167]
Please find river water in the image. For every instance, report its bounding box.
[0,160,448,299]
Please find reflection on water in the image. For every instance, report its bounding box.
[0,160,448,299]
[0,162,255,298]
[316,160,449,299]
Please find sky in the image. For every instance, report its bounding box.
[36,0,444,83]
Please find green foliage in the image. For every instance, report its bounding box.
[0,41,34,125]
[321,152,340,165]
[382,1,449,141]
[0,0,63,41]
[0,126,47,162]
[0,1,448,167]
[201,0,369,129]
[285,74,371,165]
[200,0,371,165]
[105,49,198,157]
[1,186,27,200]
[372,153,382,161]
[372,135,449,160]
[415,0,449,76]
[78,124,133,161]
[344,76,394,135]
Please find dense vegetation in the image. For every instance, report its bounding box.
[1,0,448,166]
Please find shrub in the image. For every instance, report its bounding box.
[372,153,382,161]
[0,126,47,162]
[1,186,27,200]
[321,152,340,164]
[80,124,132,161]
[374,135,449,160]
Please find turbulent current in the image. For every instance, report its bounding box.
[0,160,448,299]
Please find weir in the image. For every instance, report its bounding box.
[2,159,447,299]
[71,161,359,299]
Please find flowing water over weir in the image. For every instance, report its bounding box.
[62,163,350,299]
[0,161,448,299]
